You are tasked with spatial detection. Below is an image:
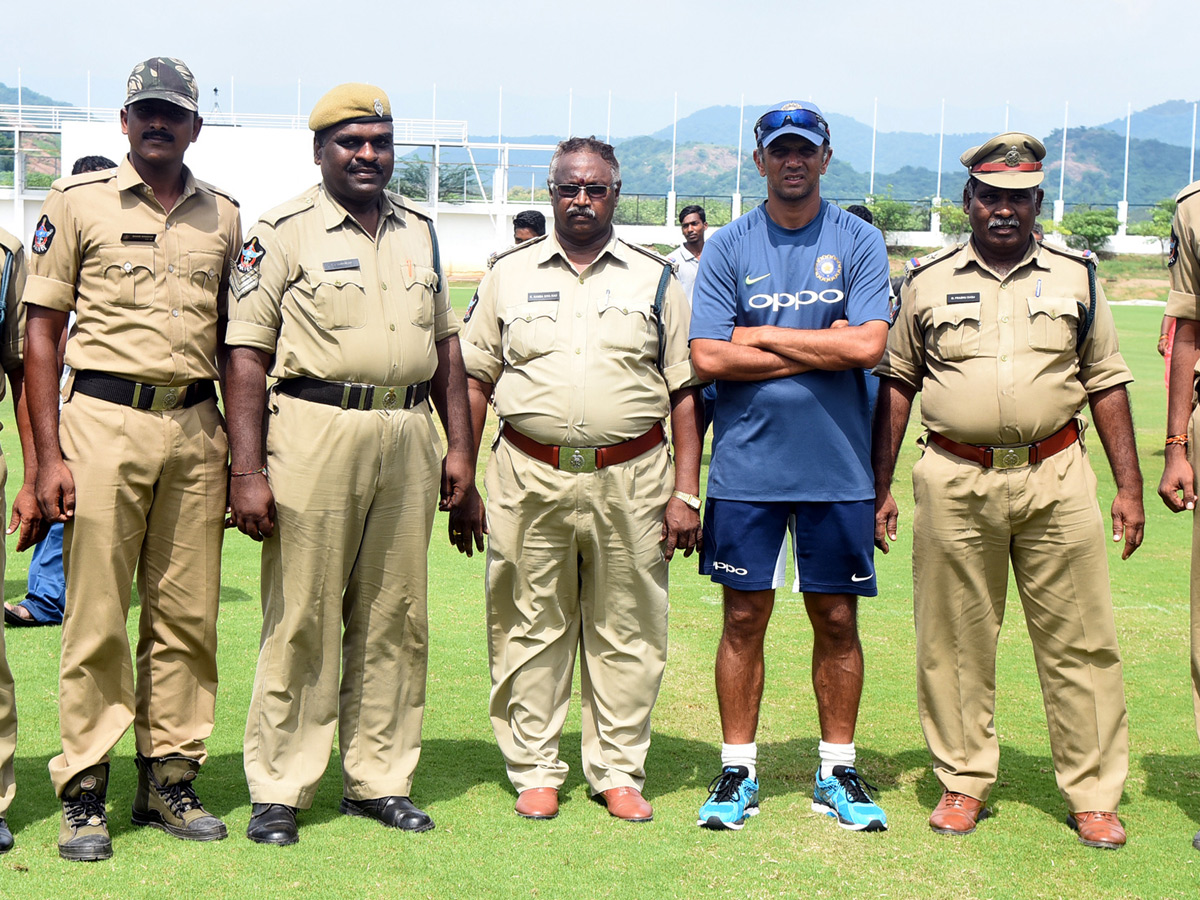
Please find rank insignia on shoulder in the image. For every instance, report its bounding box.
[32,215,56,255]
[464,291,479,322]
[1169,231,1179,267]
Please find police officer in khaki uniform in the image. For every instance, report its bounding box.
[873,132,1143,849]
[0,227,44,854]
[225,83,476,845]
[456,136,703,823]
[1157,179,1200,852]
[24,58,241,861]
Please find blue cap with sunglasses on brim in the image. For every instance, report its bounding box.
[754,101,831,149]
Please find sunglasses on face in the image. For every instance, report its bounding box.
[754,109,830,142]
[551,183,614,199]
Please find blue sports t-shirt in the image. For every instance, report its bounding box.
[689,200,891,502]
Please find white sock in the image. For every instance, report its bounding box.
[818,741,855,780]
[721,742,757,782]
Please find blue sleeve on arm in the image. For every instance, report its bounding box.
[845,227,891,326]
[689,232,738,342]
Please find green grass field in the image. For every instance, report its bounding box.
[0,271,1197,898]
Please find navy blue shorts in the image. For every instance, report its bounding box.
[699,499,877,595]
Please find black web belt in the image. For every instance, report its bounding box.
[276,377,431,411]
[72,371,215,411]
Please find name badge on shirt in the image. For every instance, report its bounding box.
[120,233,157,243]
[946,292,981,304]
[527,292,560,302]
[323,258,360,272]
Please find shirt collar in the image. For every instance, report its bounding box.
[535,228,624,269]
[115,156,198,202]
[318,184,404,232]
[675,244,698,262]
[958,235,1045,277]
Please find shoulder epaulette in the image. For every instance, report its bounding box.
[489,234,547,269]
[53,168,115,193]
[196,179,240,207]
[904,243,963,281]
[619,238,671,267]
[1039,240,1098,268]
[1176,180,1200,205]
[388,192,433,222]
[260,186,320,227]
[0,228,21,256]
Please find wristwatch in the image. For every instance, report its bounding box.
[672,490,702,511]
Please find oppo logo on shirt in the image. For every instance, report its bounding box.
[748,289,844,311]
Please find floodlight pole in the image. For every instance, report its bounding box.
[733,93,744,220]
[932,98,945,235]
[606,90,611,144]
[869,97,877,198]
[1118,102,1130,236]
[1191,101,1197,184]
[1054,101,1068,224]
[668,92,678,227]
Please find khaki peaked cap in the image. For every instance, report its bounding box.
[309,83,392,132]
[960,132,1046,189]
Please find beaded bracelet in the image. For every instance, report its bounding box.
[231,466,268,477]
[1165,434,1189,448]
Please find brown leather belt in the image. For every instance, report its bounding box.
[500,422,665,473]
[928,420,1079,470]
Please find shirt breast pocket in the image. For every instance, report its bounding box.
[597,295,654,353]
[402,263,438,328]
[187,250,224,310]
[1027,296,1078,352]
[501,302,558,364]
[929,302,982,361]
[312,269,367,330]
[100,246,155,309]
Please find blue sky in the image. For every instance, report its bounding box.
[5,0,1193,139]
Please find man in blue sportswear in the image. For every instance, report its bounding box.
[689,101,891,832]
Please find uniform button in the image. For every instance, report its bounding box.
[578,276,584,284]
[390,324,396,331]
[123,262,132,273]
[576,311,582,318]
[168,264,175,273]
[1000,354,1007,361]
[172,309,180,318]
[575,348,581,354]
[1000,282,1008,289]
[382,283,388,291]
[164,223,171,230]
[1002,315,1009,323]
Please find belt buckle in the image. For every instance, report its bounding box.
[380,387,398,410]
[142,384,183,411]
[991,445,1030,469]
[558,446,597,473]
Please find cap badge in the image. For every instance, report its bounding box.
[1005,147,1021,167]
[374,99,384,116]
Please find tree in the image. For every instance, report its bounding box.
[1128,198,1177,266]
[866,188,926,240]
[1060,207,1120,255]
[936,199,969,237]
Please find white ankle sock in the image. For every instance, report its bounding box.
[721,742,757,782]
[818,741,855,780]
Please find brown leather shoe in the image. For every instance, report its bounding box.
[600,787,653,822]
[1067,810,1126,849]
[515,788,558,820]
[929,791,988,835]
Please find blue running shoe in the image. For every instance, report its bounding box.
[697,766,759,830]
[812,765,887,832]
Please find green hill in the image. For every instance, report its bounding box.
[0,82,71,106]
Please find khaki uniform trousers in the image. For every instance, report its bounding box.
[912,437,1128,812]
[49,392,227,795]
[485,437,671,795]
[243,392,440,808]
[0,455,15,815]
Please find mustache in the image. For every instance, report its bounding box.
[349,162,384,175]
[988,216,1020,229]
[142,130,174,142]
[568,207,596,219]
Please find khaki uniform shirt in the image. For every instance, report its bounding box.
[225,185,457,385]
[875,238,1131,445]
[460,232,699,446]
[22,158,240,385]
[0,227,26,387]
[1166,181,1200,332]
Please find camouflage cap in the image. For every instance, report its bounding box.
[125,57,199,112]
[960,132,1046,189]
[309,83,392,132]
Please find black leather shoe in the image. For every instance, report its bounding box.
[246,803,298,845]
[340,796,434,832]
[0,816,12,853]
